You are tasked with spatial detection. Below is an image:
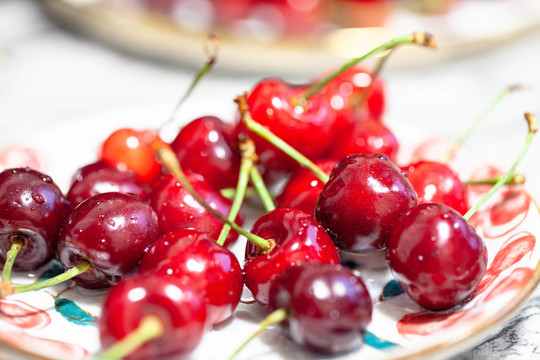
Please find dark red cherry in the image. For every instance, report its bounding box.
[239,78,336,175]
[269,263,372,355]
[0,168,70,270]
[57,192,160,289]
[170,116,241,191]
[328,117,399,162]
[315,154,417,253]
[276,159,337,215]
[387,203,487,310]
[100,128,166,184]
[244,208,340,307]
[150,173,242,247]
[138,229,243,327]
[401,161,468,215]
[66,161,149,208]
[99,273,207,360]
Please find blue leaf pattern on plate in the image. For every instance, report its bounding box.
[54,298,96,326]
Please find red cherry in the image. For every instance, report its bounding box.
[244,208,340,307]
[66,161,149,208]
[150,173,243,247]
[240,79,336,176]
[402,161,468,215]
[170,116,241,191]
[138,229,243,327]
[100,128,165,184]
[0,168,70,270]
[269,263,372,355]
[315,154,417,253]
[387,203,487,310]
[57,192,160,289]
[276,159,337,215]
[328,117,399,162]
[99,273,207,359]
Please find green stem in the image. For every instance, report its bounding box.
[1,239,24,284]
[227,308,288,360]
[217,140,254,247]
[155,145,273,251]
[95,316,164,360]
[236,95,329,183]
[463,113,537,221]
[442,84,524,163]
[220,187,258,199]
[298,32,436,101]
[250,167,275,212]
[10,261,92,295]
[159,34,218,133]
[464,173,525,186]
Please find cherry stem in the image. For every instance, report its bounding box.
[351,47,394,111]
[220,187,258,199]
[7,261,93,296]
[464,173,526,186]
[250,166,276,212]
[297,32,436,102]
[1,239,24,284]
[235,94,329,183]
[159,34,219,133]
[154,143,273,251]
[217,138,255,246]
[227,308,288,360]
[95,315,165,360]
[463,113,537,221]
[442,84,524,163]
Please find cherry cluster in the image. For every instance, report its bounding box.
[0,32,534,359]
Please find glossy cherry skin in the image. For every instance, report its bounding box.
[244,208,340,307]
[99,273,207,360]
[0,168,70,270]
[276,159,337,215]
[240,78,336,175]
[66,161,149,208]
[57,192,160,289]
[100,128,165,184]
[328,117,399,162]
[150,173,242,247]
[401,161,468,215]
[170,116,241,191]
[138,229,243,327]
[270,263,373,355]
[387,203,487,310]
[315,154,417,253]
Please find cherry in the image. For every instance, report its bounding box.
[0,168,70,272]
[402,160,468,215]
[170,116,241,191]
[98,273,206,360]
[244,207,340,307]
[386,203,487,310]
[57,192,160,289]
[138,229,243,327]
[328,116,399,162]
[150,173,243,247]
[269,263,373,355]
[238,78,336,175]
[66,161,149,208]
[315,153,417,253]
[276,158,337,215]
[100,128,165,184]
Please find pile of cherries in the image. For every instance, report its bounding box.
[0,32,533,359]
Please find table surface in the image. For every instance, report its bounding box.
[1,1,539,359]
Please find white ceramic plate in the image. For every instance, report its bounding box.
[0,105,539,360]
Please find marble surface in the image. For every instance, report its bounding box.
[1,1,539,359]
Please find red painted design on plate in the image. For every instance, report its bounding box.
[0,299,51,329]
[0,144,46,172]
[485,267,534,302]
